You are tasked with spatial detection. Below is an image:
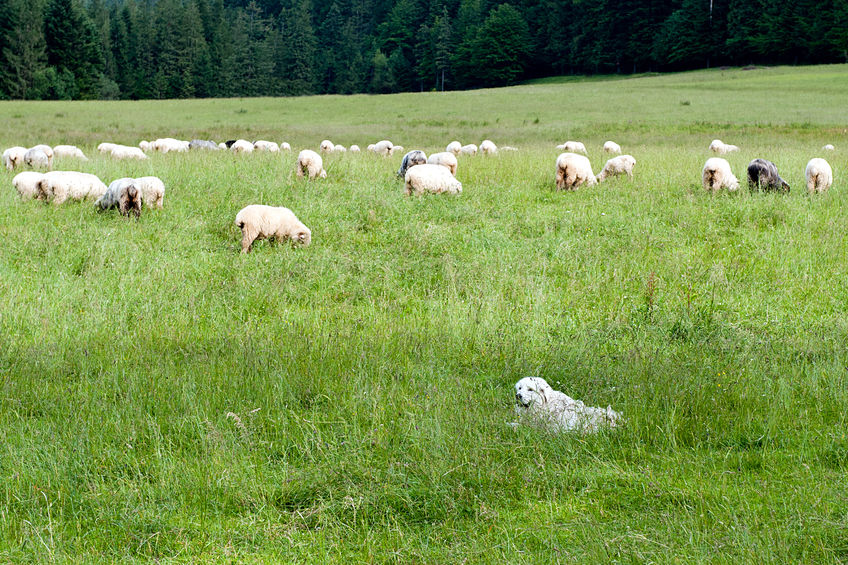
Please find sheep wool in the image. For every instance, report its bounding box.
[596,155,636,182]
[805,158,833,194]
[404,164,462,196]
[24,148,51,170]
[426,152,458,176]
[235,205,311,253]
[53,145,89,161]
[446,141,462,155]
[555,153,596,190]
[480,140,498,155]
[702,158,740,192]
[38,171,108,205]
[459,144,478,155]
[296,149,327,179]
[12,171,44,199]
[603,141,622,154]
[97,179,142,218]
[3,146,27,171]
[397,150,427,178]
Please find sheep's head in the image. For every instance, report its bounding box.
[292,227,311,247]
[319,169,327,179]
[780,179,791,193]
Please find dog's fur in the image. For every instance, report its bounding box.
[513,377,621,433]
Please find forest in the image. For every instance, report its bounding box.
[1,0,847,100]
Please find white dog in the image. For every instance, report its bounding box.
[513,377,621,433]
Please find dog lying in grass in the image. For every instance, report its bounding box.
[513,377,621,433]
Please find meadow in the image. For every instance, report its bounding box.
[1,65,847,562]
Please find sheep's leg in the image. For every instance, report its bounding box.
[240,228,257,253]
[296,164,304,178]
[555,167,565,190]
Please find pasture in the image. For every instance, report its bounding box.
[1,65,847,562]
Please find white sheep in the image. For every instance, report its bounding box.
[426,152,458,176]
[218,142,227,150]
[367,144,376,152]
[555,153,596,191]
[231,139,254,154]
[805,158,833,193]
[556,141,587,154]
[38,171,108,205]
[446,141,462,155]
[460,144,478,155]
[152,138,189,153]
[480,140,498,155]
[320,140,334,153]
[349,145,360,153]
[254,140,280,152]
[105,177,165,208]
[3,146,27,171]
[98,142,118,154]
[139,140,151,152]
[296,149,327,179]
[53,145,89,161]
[96,179,142,218]
[12,171,44,199]
[603,141,622,154]
[501,146,518,152]
[374,140,394,156]
[281,142,292,151]
[822,144,835,151]
[110,145,149,160]
[24,148,51,170]
[235,205,311,253]
[392,145,404,154]
[404,164,462,196]
[709,139,739,154]
[333,144,347,153]
[596,155,636,182]
[702,157,740,192]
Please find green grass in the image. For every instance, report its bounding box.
[1,64,847,562]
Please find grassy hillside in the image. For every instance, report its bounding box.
[1,65,847,562]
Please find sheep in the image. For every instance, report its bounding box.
[374,140,394,156]
[702,158,740,192]
[392,145,404,154]
[709,139,739,154]
[105,176,165,209]
[53,145,89,161]
[24,148,51,170]
[235,205,311,253]
[29,144,54,165]
[397,150,427,178]
[139,140,151,152]
[231,139,254,154]
[501,146,518,152]
[349,145,360,153]
[556,141,587,154]
[480,140,497,155]
[224,140,237,148]
[333,144,347,153]
[12,171,44,199]
[805,158,833,194]
[603,141,622,154]
[189,139,220,150]
[426,152,458,176]
[3,146,27,170]
[320,140,334,153]
[281,142,292,151]
[746,159,790,192]
[296,149,327,179]
[152,137,189,153]
[367,144,376,152]
[110,145,149,160]
[555,153,596,191]
[823,144,835,151]
[459,144,478,156]
[98,142,118,154]
[404,164,462,196]
[218,142,227,150]
[96,179,142,218]
[37,171,108,205]
[595,155,636,183]
[446,141,462,155]
[254,140,280,152]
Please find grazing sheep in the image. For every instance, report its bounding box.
[374,140,394,156]
[29,144,54,166]
[397,150,427,178]
[110,145,149,160]
[805,158,833,194]
[404,164,462,196]
[231,139,254,154]
[3,146,27,170]
[702,157,740,192]
[281,142,292,151]
[426,152,458,176]
[596,155,636,183]
[501,146,518,152]
[459,144,478,155]
[392,145,404,153]
[98,142,118,154]
[747,159,790,192]
[480,140,498,155]
[513,377,622,433]
[53,145,89,160]
[152,138,189,153]
[189,139,220,150]
[603,141,622,154]
[446,141,461,155]
[349,145,360,153]
[139,140,151,152]
[37,171,108,205]
[333,144,347,153]
[254,140,280,152]
[367,144,376,152]
[555,152,596,191]
[106,176,165,209]
[235,205,311,253]
[218,142,227,150]
[296,149,327,179]
[556,141,587,154]
[96,179,142,218]
[224,140,237,148]
[823,144,835,151]
[12,171,44,199]
[24,148,51,170]
[320,140,334,153]
[709,139,739,154]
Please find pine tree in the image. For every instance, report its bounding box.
[0,0,48,98]
[472,4,530,86]
[279,0,317,95]
[43,0,103,98]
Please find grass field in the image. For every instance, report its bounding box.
[1,64,847,562]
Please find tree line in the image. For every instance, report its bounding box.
[1,0,846,100]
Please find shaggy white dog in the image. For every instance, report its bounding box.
[513,377,622,433]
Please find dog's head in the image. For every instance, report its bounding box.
[514,377,554,409]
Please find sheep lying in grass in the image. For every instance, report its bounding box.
[189,140,219,150]
[13,171,44,199]
[96,179,142,218]
[709,139,739,154]
[374,140,394,156]
[596,155,636,182]
[3,146,27,170]
[349,145,360,153]
[296,149,327,179]
[460,143,478,155]
[446,141,461,155]
[480,140,497,155]
[603,141,621,154]
[231,139,254,154]
[556,141,587,154]
[254,140,280,152]
[397,150,427,178]
[805,158,833,193]
[235,205,311,253]
[53,145,89,160]
[426,152,458,176]
[555,152,596,191]
[24,148,51,170]
[747,159,790,192]
[111,145,149,160]
[38,171,108,205]
[513,377,622,433]
[404,164,462,196]
[702,157,740,192]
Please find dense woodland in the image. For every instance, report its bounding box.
[1,0,847,100]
